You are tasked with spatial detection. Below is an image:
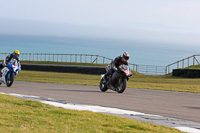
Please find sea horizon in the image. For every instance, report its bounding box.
[0,34,198,67]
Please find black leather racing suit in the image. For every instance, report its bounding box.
[105,55,128,80]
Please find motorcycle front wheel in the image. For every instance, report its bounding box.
[99,78,108,92]
[6,72,14,87]
[116,78,127,93]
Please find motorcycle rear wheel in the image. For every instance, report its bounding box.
[6,72,14,87]
[99,78,108,92]
[116,78,127,93]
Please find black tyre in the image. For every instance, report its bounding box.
[116,78,127,93]
[99,78,108,92]
[6,72,14,87]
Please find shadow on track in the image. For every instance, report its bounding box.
[185,106,200,110]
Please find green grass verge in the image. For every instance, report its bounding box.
[184,65,200,69]
[16,70,200,93]
[0,94,182,133]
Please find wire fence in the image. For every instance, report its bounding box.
[0,53,168,75]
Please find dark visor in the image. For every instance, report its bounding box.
[15,53,19,57]
[124,56,129,60]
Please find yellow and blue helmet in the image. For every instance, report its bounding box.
[13,50,20,59]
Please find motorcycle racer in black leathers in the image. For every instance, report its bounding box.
[103,52,130,82]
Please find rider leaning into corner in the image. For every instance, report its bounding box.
[0,50,21,71]
[103,52,130,83]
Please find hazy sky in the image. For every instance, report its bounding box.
[0,0,200,46]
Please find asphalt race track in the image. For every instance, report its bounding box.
[0,81,200,123]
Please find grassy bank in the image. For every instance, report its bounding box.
[0,94,182,133]
[130,72,200,93]
[15,70,200,93]
[185,65,200,69]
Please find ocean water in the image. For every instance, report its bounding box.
[0,34,197,67]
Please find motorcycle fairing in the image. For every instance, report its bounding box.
[0,67,9,83]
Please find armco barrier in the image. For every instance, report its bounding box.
[21,64,106,75]
[173,69,200,78]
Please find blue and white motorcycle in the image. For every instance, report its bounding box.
[0,59,21,87]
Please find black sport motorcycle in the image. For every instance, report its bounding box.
[99,65,132,93]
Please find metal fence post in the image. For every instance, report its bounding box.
[37,53,38,61]
[48,54,50,61]
[136,65,138,72]
[168,65,170,74]
[22,53,24,61]
[33,53,35,61]
[53,54,55,62]
[193,55,195,66]
[96,55,98,63]
[45,53,46,61]
[61,54,63,62]
[40,53,41,61]
[29,53,31,61]
[80,54,82,63]
[177,61,179,69]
